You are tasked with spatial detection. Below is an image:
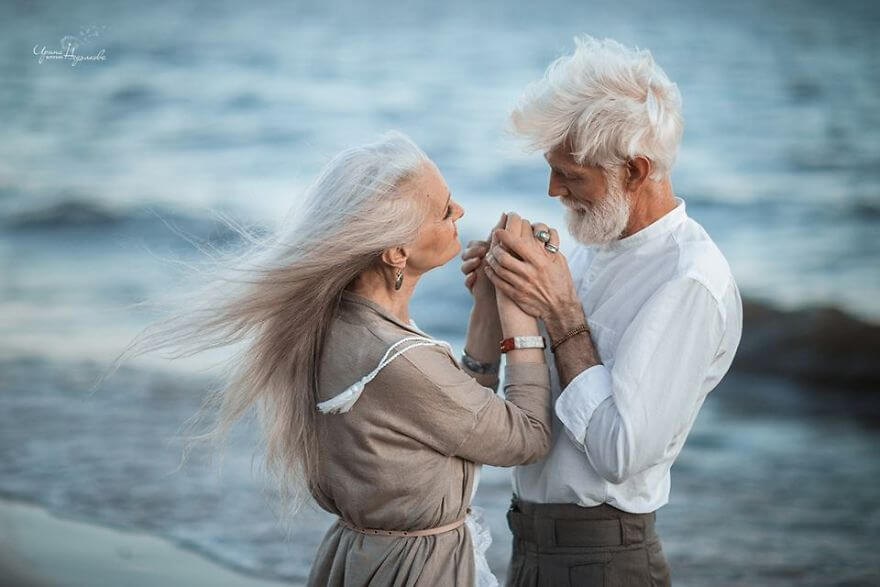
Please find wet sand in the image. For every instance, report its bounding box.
[0,497,293,587]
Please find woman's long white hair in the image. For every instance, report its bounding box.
[95,130,431,527]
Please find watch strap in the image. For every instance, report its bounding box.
[499,335,546,353]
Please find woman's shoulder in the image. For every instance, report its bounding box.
[317,315,392,401]
[319,313,445,383]
[323,314,385,359]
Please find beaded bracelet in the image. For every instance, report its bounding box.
[550,324,590,353]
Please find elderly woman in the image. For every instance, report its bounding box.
[109,131,560,585]
[305,131,560,585]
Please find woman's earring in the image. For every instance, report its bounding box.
[394,269,404,290]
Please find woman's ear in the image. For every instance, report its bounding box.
[380,246,408,271]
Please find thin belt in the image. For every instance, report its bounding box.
[508,497,656,548]
[337,507,471,538]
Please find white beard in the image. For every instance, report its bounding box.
[563,173,631,245]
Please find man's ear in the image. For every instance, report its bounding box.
[625,156,652,192]
[380,246,408,270]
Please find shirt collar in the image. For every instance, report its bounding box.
[598,196,687,253]
[340,290,430,338]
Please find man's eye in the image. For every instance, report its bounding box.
[444,206,452,219]
[554,168,574,180]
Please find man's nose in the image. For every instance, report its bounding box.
[548,173,569,198]
[548,185,569,199]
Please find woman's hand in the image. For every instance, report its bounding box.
[489,212,545,364]
[461,212,507,305]
[489,213,540,326]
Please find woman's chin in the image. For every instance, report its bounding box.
[444,240,463,266]
[452,238,462,256]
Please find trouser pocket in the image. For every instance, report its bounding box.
[646,538,671,587]
[536,553,608,587]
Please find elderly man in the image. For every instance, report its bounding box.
[461,36,743,586]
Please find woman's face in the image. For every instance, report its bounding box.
[404,161,464,274]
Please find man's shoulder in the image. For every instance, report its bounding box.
[670,217,735,306]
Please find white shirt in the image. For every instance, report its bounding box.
[512,196,743,513]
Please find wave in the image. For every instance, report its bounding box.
[680,194,880,221]
[1,197,261,244]
[3,198,129,229]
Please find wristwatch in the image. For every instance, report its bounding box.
[499,336,546,353]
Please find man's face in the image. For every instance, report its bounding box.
[544,143,631,245]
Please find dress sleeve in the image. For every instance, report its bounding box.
[381,344,552,466]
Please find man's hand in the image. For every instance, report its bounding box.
[483,214,584,337]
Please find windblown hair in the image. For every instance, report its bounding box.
[94,130,431,530]
[511,35,684,181]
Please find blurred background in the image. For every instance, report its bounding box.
[1,0,878,585]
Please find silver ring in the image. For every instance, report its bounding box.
[534,229,551,243]
[544,242,559,254]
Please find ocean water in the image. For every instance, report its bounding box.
[1,0,879,585]
[2,359,879,586]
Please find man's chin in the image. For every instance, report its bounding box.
[565,214,619,246]
[562,201,589,214]
[565,220,599,245]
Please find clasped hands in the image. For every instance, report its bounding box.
[461,211,580,322]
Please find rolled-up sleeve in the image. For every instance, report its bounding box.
[555,277,726,484]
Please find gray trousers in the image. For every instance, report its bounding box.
[505,496,671,587]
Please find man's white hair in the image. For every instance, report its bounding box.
[511,35,683,181]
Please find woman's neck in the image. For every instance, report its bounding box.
[347,272,418,324]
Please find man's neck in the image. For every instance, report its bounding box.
[621,178,677,238]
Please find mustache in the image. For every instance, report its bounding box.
[561,198,589,212]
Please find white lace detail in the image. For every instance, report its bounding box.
[316,335,453,414]
[466,505,499,587]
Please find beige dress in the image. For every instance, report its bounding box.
[307,290,552,586]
